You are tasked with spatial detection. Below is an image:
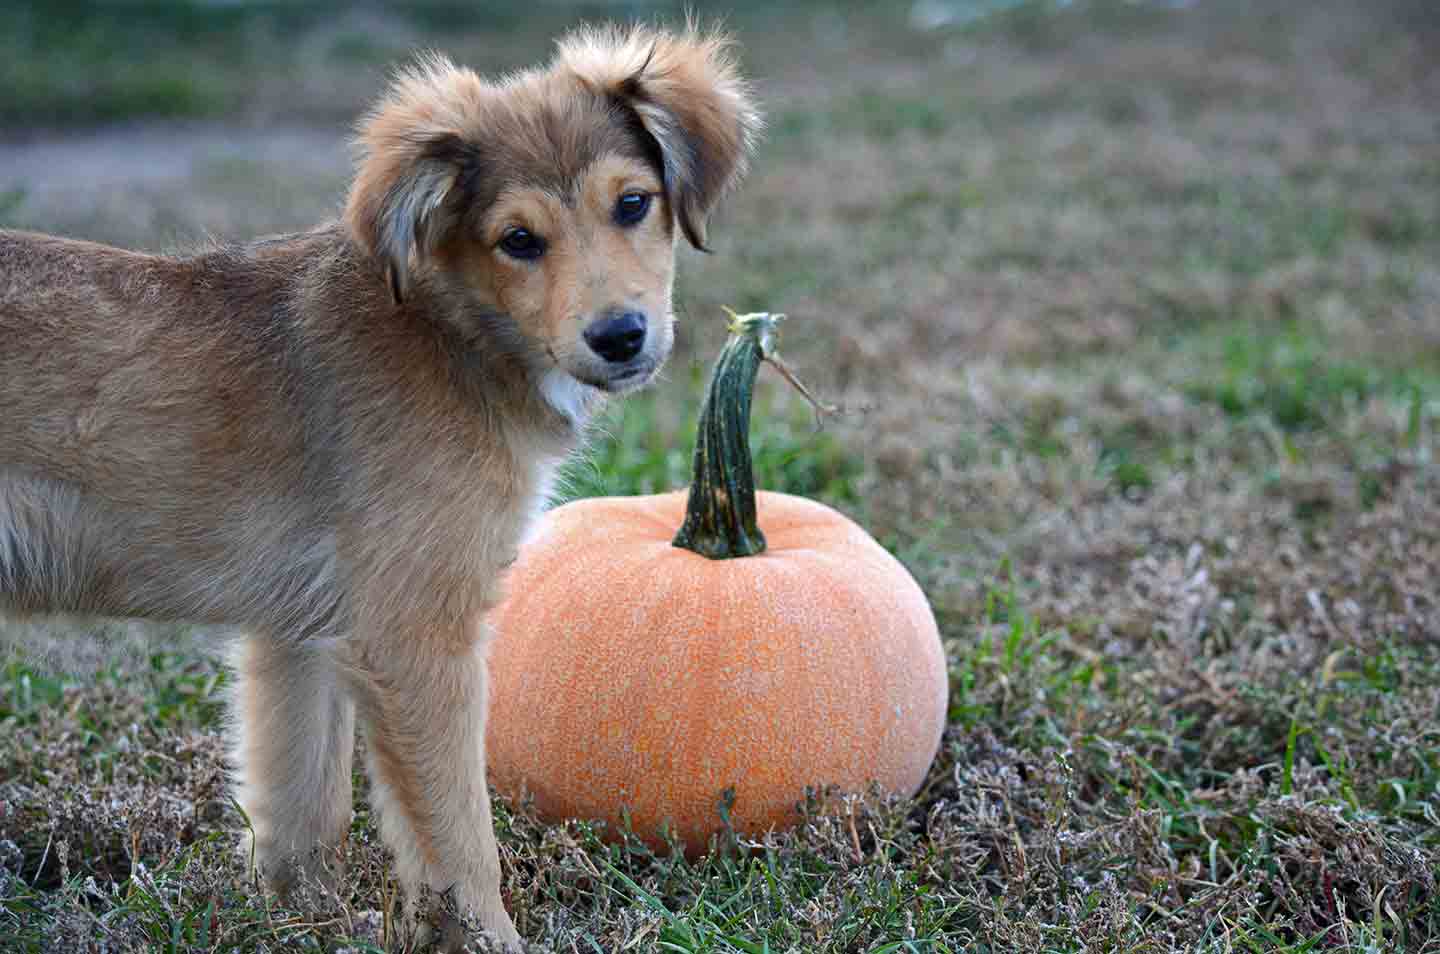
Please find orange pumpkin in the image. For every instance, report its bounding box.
[486,313,947,852]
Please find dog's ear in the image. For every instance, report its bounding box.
[345,56,481,303]
[559,25,762,250]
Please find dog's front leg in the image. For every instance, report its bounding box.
[347,624,520,952]
[230,635,356,897]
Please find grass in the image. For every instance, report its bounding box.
[557,374,863,506]
[0,0,821,128]
[3,0,1440,950]
[1180,323,1435,432]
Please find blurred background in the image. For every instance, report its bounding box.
[2,0,1437,678]
[5,0,1434,623]
[3,3,1439,950]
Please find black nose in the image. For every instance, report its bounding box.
[583,311,647,364]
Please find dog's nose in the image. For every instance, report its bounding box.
[583,311,647,364]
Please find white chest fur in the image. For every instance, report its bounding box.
[540,369,598,428]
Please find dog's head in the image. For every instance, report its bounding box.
[344,25,760,411]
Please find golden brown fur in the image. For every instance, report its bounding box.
[0,24,757,951]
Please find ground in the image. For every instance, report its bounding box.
[1,1,1438,951]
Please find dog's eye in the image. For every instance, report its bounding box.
[614,192,652,227]
[499,227,546,260]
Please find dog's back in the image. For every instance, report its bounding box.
[0,229,338,628]
[0,229,296,466]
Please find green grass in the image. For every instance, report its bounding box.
[558,377,863,506]
[0,0,848,127]
[0,189,27,229]
[1,1,271,124]
[1181,323,1436,433]
[0,1,554,124]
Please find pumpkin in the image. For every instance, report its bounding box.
[486,312,947,852]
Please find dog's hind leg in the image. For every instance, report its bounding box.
[229,635,356,898]
[346,625,521,952]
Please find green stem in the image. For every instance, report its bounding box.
[671,312,782,560]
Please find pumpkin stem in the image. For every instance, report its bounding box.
[672,311,782,560]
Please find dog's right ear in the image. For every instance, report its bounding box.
[345,56,481,304]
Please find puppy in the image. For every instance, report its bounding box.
[0,25,758,950]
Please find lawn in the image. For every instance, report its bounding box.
[2,1,1438,951]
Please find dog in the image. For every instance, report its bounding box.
[0,24,758,950]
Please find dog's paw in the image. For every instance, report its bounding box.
[428,914,517,953]
[248,837,346,908]
[401,888,523,953]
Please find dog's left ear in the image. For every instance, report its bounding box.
[560,26,762,250]
[345,56,481,303]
